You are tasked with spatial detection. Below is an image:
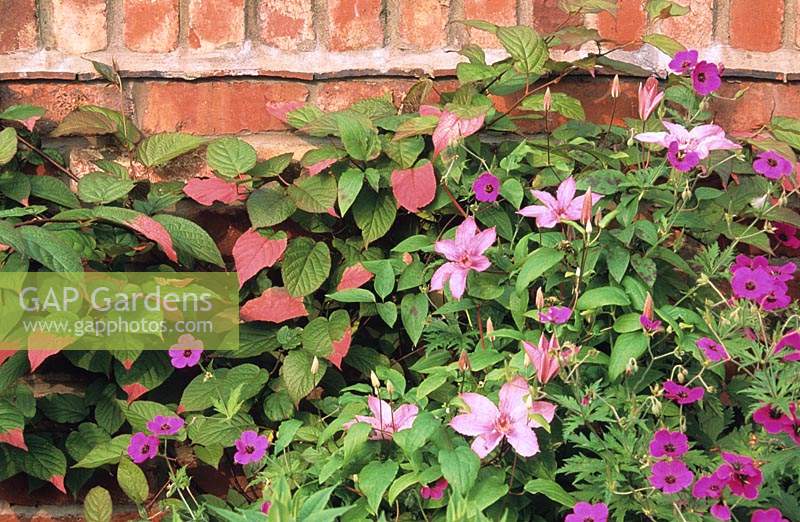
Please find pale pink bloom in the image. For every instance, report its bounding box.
[529,400,556,429]
[344,396,418,440]
[638,76,664,121]
[635,121,739,161]
[518,176,602,228]
[450,376,547,458]
[430,217,495,299]
[523,334,561,384]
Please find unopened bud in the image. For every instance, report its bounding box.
[585,218,593,235]
[523,351,531,367]
[485,317,495,341]
[386,380,395,396]
[370,370,380,390]
[611,74,620,99]
[311,356,320,375]
[581,186,593,225]
[458,350,471,372]
[682,186,691,201]
[625,357,638,375]
[402,252,413,265]
[535,287,545,309]
[643,292,654,320]
[543,87,552,112]
[677,370,686,384]
[594,208,603,227]
[651,400,662,416]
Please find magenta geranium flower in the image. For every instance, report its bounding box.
[667,141,700,172]
[649,429,689,458]
[638,76,664,121]
[730,266,774,301]
[430,217,495,300]
[753,151,793,180]
[649,460,693,493]
[753,404,792,434]
[127,432,159,464]
[168,333,204,369]
[518,176,601,229]
[710,503,731,521]
[344,396,418,440]
[538,306,572,325]
[523,334,561,384]
[663,380,704,405]
[420,478,448,500]
[473,172,500,202]
[696,337,729,362]
[773,222,800,249]
[261,501,271,515]
[717,452,762,500]
[774,331,800,362]
[233,430,269,465]
[692,472,726,499]
[564,502,608,522]
[782,404,800,445]
[635,122,739,169]
[450,376,547,458]
[146,415,184,436]
[751,508,789,522]
[692,61,722,96]
[669,49,698,74]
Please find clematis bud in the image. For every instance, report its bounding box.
[643,292,654,321]
[370,370,380,390]
[485,317,495,341]
[543,87,552,112]
[581,186,593,225]
[611,74,620,99]
[535,287,545,309]
[311,356,319,375]
[651,400,662,416]
[385,380,395,396]
[458,350,471,372]
[638,75,664,121]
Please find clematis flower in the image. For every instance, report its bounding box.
[523,334,561,384]
[649,460,693,494]
[753,404,792,434]
[751,509,789,522]
[663,380,704,405]
[430,217,495,300]
[234,430,269,465]
[692,61,722,96]
[538,306,572,325]
[710,503,731,521]
[638,76,664,121]
[649,429,688,458]
[518,176,601,229]
[420,478,448,500]
[528,400,556,429]
[640,293,662,333]
[692,472,726,499]
[635,122,739,171]
[168,334,204,369]
[773,222,800,249]
[753,151,793,180]
[146,415,184,436]
[775,331,800,362]
[127,432,159,464]
[717,452,762,500]
[344,396,418,440]
[696,337,729,362]
[669,49,698,74]
[473,172,500,202]
[564,502,608,522]
[450,376,546,458]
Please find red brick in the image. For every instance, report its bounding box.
[124,0,179,53]
[532,0,577,34]
[257,0,315,51]
[729,0,783,52]
[657,0,713,50]
[187,0,245,50]
[0,83,122,126]
[0,0,37,54]
[397,0,449,50]
[50,0,107,53]
[327,0,383,51]
[315,80,415,111]
[712,82,800,134]
[597,0,645,48]
[134,81,310,134]
[463,0,517,47]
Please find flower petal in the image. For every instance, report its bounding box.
[470,430,504,458]
[506,425,540,457]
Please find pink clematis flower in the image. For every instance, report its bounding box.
[450,376,549,458]
[538,306,572,325]
[635,121,739,171]
[344,396,418,440]
[523,334,561,384]
[518,176,601,229]
[638,76,664,121]
[430,217,495,299]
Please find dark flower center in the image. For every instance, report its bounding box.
[768,158,778,167]
[140,444,150,454]
[183,349,193,358]
[769,408,783,419]
[745,281,756,291]
[678,391,688,399]
[495,413,512,433]
[664,443,675,453]
[583,518,594,522]
[682,60,691,69]
[245,445,255,454]
[735,473,750,485]
[484,185,494,193]
[698,72,706,82]
[162,423,171,431]
[665,475,676,484]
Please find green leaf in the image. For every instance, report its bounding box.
[500,178,524,209]
[521,92,585,120]
[393,412,439,455]
[83,486,113,522]
[496,25,547,76]
[0,127,18,165]
[288,174,337,213]
[0,104,45,123]
[393,115,439,141]
[376,301,397,327]
[153,214,224,267]
[337,168,364,216]
[247,186,296,228]
[364,259,394,299]
[576,286,631,310]
[401,293,428,346]
[383,136,424,168]
[439,446,480,496]
[273,419,303,454]
[29,176,80,208]
[117,458,149,504]
[23,436,66,482]
[281,350,320,405]
[326,288,376,303]
[136,132,206,167]
[281,238,331,297]
[77,172,135,204]
[206,137,257,178]
[180,364,268,412]
[19,226,84,272]
[516,247,565,293]
[51,111,116,137]
[524,479,576,507]
[353,189,396,245]
[359,460,398,514]
[0,171,30,205]
[338,113,381,162]
[643,34,685,56]
[609,331,649,380]
[39,394,88,423]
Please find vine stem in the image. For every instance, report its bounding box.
[15,134,80,182]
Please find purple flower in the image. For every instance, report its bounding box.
[168,334,204,369]
[649,429,688,458]
[431,217,495,300]
[564,502,608,522]
[782,404,800,445]
[710,503,731,521]
[717,452,762,500]
[649,460,693,494]
[667,141,700,171]
[636,122,739,172]
[730,266,774,301]
[343,396,418,440]
[696,337,729,362]
[420,478,448,500]
[669,49,698,74]
[751,509,789,522]
[773,222,800,249]
[753,151,793,180]
[450,376,549,458]
[146,415,184,436]
[775,331,800,362]
[663,380,704,405]
[518,176,602,229]
[753,404,792,434]
[692,472,726,499]
[523,334,561,384]
[261,501,271,515]
[640,314,663,333]
[127,432,159,464]
[473,172,500,202]
[538,306,572,325]
[233,430,269,465]
[760,285,791,311]
[692,61,722,96]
